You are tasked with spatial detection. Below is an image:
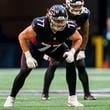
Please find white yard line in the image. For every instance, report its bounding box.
[0,89,110,97]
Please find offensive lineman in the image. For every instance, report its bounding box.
[4,4,83,108]
[42,0,96,101]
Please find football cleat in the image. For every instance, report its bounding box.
[4,96,15,108]
[41,94,50,101]
[68,95,84,107]
[84,95,96,100]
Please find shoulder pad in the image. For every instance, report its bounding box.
[67,20,77,28]
[81,7,90,16]
[31,16,46,33]
[36,16,46,28]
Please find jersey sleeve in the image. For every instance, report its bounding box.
[67,20,77,35]
[82,7,90,21]
[31,17,45,34]
[76,8,90,26]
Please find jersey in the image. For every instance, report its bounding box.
[31,16,76,54]
[67,7,90,27]
[65,7,90,48]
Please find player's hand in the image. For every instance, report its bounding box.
[63,48,75,63]
[76,50,85,61]
[24,51,38,68]
[26,57,38,68]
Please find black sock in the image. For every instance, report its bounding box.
[42,64,58,96]
[66,62,76,96]
[76,59,90,96]
[10,68,32,98]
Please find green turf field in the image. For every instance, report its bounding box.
[0,68,110,110]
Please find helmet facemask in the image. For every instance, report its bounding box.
[50,16,68,32]
[67,0,84,15]
[47,5,68,32]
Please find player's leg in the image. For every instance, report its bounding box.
[66,62,84,107]
[41,43,67,100]
[4,54,32,108]
[42,58,59,100]
[47,44,83,106]
[10,68,32,98]
[66,62,76,96]
[75,59,96,100]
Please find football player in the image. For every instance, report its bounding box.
[4,4,83,108]
[42,0,96,101]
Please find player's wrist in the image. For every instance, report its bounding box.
[70,48,76,54]
[79,48,85,51]
[24,51,32,58]
[79,48,85,52]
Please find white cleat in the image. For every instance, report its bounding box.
[68,95,84,107]
[41,96,49,101]
[4,96,15,108]
[41,94,50,101]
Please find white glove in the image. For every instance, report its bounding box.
[63,48,75,63]
[76,50,85,61]
[24,51,38,68]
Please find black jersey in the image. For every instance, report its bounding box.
[31,16,76,53]
[67,7,90,26]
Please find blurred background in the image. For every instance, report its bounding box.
[0,0,110,68]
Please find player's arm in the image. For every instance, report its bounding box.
[18,25,37,53]
[80,19,89,50]
[18,25,38,68]
[75,19,89,61]
[69,30,82,50]
[63,30,82,63]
